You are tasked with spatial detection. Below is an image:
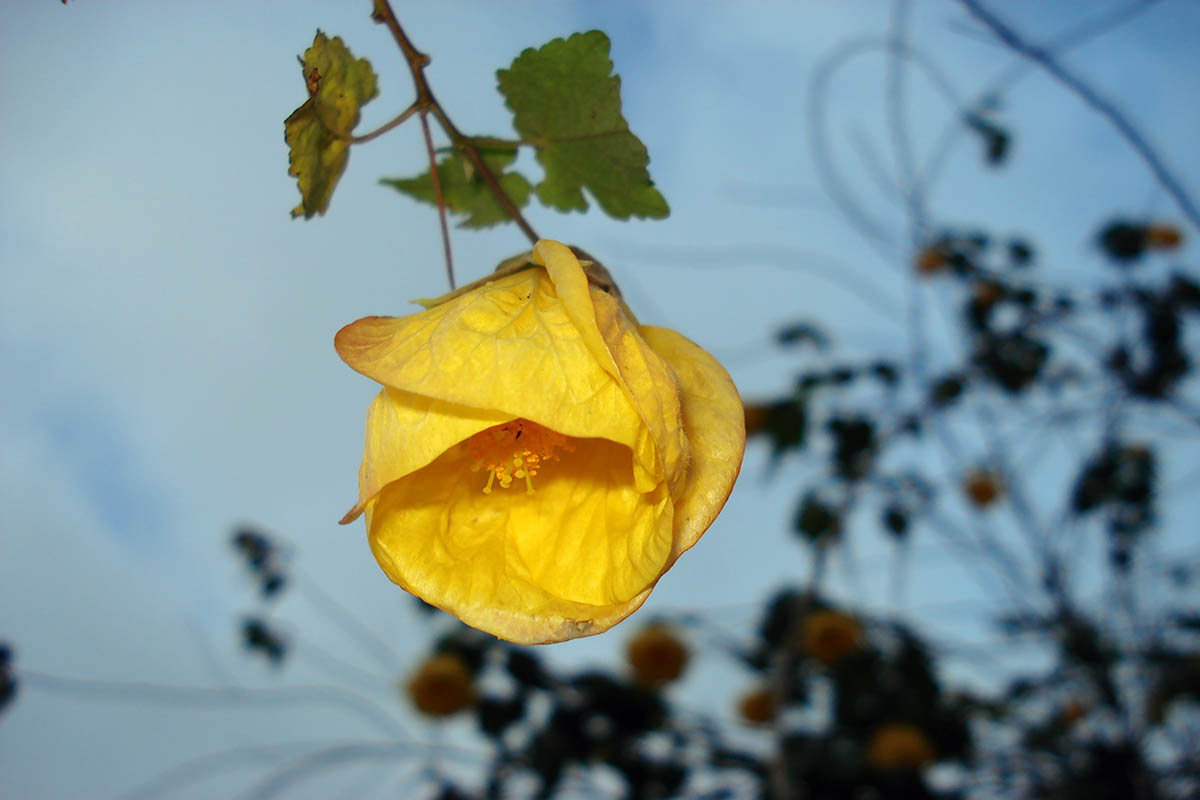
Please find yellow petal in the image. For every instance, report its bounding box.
[639,326,745,563]
[532,241,617,382]
[591,287,690,496]
[340,387,512,523]
[334,267,642,455]
[534,240,689,492]
[365,436,674,644]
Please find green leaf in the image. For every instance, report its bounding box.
[285,31,379,219]
[381,148,532,228]
[497,30,668,220]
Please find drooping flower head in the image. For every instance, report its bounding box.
[335,240,744,644]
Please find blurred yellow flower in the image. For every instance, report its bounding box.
[626,624,689,687]
[801,609,862,665]
[405,653,475,717]
[864,722,937,770]
[335,240,744,644]
[1145,222,1183,250]
[963,468,1004,508]
[737,684,777,726]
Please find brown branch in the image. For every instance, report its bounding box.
[463,135,525,149]
[370,0,540,245]
[370,0,431,98]
[457,137,541,245]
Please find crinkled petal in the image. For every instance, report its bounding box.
[365,436,673,644]
[340,387,512,523]
[334,267,642,453]
[533,240,688,492]
[639,326,745,564]
[591,287,690,495]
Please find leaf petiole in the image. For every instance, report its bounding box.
[348,102,420,144]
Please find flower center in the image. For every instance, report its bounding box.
[465,418,574,494]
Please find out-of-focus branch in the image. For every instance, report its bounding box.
[19,669,407,740]
[955,0,1200,230]
[922,0,1166,191]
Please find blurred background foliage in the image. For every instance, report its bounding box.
[4,1,1199,799]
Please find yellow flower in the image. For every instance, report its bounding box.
[801,609,862,665]
[626,624,689,687]
[737,684,777,726]
[864,722,937,770]
[963,468,1004,508]
[405,653,475,717]
[1145,223,1183,250]
[335,240,744,644]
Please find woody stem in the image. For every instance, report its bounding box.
[370,0,540,245]
[420,110,456,290]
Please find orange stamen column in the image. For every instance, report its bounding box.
[465,419,574,494]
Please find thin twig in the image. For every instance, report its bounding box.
[462,135,525,149]
[886,0,925,235]
[955,0,1200,230]
[299,575,401,676]
[611,241,907,326]
[19,669,407,740]
[849,127,903,205]
[370,0,540,245]
[117,740,356,800]
[972,399,1054,586]
[921,0,1167,190]
[349,103,419,144]
[185,615,240,688]
[455,138,540,244]
[239,743,407,800]
[807,36,963,253]
[421,111,456,289]
[294,636,392,694]
[243,741,485,800]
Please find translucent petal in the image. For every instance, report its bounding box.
[335,267,643,455]
[639,326,745,563]
[591,287,690,495]
[365,436,673,644]
[341,387,511,523]
[533,240,688,491]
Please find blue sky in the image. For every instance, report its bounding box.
[2,1,1199,797]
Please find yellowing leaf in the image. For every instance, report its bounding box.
[380,148,532,228]
[497,31,669,220]
[285,31,378,218]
